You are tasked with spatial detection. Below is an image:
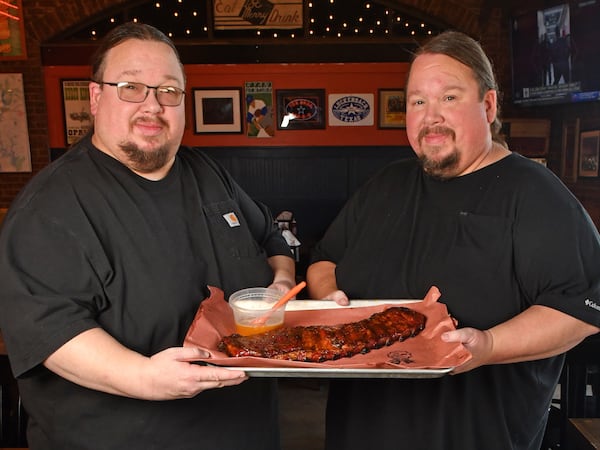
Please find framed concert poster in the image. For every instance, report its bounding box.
[62,80,93,145]
[378,89,406,129]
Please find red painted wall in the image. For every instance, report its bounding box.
[44,62,410,148]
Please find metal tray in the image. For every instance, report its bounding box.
[220,366,453,378]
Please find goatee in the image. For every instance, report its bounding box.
[120,142,171,174]
[417,126,458,180]
[419,151,459,181]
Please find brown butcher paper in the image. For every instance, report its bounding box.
[184,286,472,372]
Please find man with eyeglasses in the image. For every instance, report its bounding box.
[0,22,295,450]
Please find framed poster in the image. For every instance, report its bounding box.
[0,0,27,60]
[276,89,325,130]
[328,93,374,126]
[378,89,406,129]
[0,73,31,172]
[579,130,600,178]
[245,81,275,138]
[560,118,580,183]
[193,88,243,134]
[62,80,92,145]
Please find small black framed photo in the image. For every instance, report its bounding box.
[193,88,243,134]
[579,130,600,177]
[276,89,326,130]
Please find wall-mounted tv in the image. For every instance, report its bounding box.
[510,1,600,106]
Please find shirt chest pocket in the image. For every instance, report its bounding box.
[203,200,264,258]
[439,211,514,291]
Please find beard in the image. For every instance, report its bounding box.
[119,117,173,173]
[418,150,459,180]
[417,126,459,180]
[119,141,172,174]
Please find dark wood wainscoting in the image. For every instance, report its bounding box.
[202,146,415,275]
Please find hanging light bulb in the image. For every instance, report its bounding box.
[73,0,440,42]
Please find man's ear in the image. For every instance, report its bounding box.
[484,89,497,124]
[89,81,102,116]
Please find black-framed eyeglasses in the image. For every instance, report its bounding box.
[95,81,185,106]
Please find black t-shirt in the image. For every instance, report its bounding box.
[0,135,292,449]
[312,153,600,450]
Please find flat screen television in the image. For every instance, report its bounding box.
[510,1,600,106]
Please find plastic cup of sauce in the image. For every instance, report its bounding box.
[228,287,286,336]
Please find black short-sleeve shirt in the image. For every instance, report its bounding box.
[0,135,292,449]
[312,153,600,450]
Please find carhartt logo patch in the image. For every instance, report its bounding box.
[223,212,240,227]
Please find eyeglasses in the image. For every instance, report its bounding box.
[95,81,185,106]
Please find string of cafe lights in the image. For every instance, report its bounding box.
[68,0,440,41]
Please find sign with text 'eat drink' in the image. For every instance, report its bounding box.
[214,0,303,30]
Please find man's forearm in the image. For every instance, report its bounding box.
[487,305,600,364]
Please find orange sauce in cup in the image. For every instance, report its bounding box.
[235,322,283,336]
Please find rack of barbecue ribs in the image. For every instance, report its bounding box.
[218,306,427,362]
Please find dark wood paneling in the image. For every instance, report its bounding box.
[201,145,415,273]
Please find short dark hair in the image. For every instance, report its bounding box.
[90,22,185,84]
[410,31,505,146]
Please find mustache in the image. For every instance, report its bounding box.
[134,116,168,127]
[418,126,455,142]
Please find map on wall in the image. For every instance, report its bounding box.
[0,73,31,172]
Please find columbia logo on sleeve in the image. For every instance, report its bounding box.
[584,298,600,312]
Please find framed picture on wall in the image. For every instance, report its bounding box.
[62,80,93,145]
[0,0,27,60]
[328,93,374,126]
[560,118,580,183]
[378,89,406,129]
[579,130,600,178]
[276,89,326,130]
[246,81,275,138]
[193,88,243,134]
[0,73,31,172]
